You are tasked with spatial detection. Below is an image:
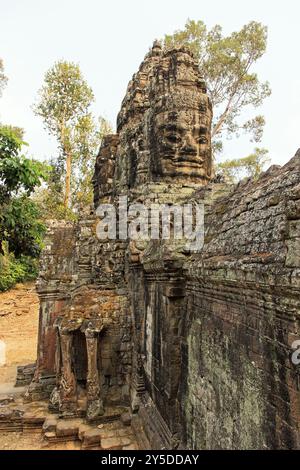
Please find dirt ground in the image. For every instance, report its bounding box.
[0,282,39,385]
[0,431,81,450]
[0,282,48,450]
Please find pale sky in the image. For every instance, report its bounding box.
[0,0,299,166]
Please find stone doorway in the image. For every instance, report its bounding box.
[72,329,88,413]
[72,330,88,388]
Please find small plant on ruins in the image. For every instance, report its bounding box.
[164,19,271,175]
[33,62,109,215]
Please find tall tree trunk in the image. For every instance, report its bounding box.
[64,152,72,208]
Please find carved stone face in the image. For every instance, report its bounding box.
[151,109,210,179]
[92,135,119,207]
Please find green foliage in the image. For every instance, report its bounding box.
[0,125,48,203]
[0,196,46,257]
[34,61,94,136]
[0,125,24,140]
[0,253,26,291]
[164,20,271,155]
[216,147,270,182]
[0,243,39,292]
[34,168,78,222]
[34,116,112,220]
[0,127,47,277]
[72,115,113,208]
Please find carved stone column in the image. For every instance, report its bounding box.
[58,329,77,417]
[49,327,62,412]
[85,324,104,420]
[131,350,146,412]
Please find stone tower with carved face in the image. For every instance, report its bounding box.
[93,41,212,201]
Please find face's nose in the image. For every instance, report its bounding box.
[180,133,197,154]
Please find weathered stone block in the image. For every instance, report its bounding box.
[82,428,102,447]
[42,417,58,433]
[101,436,123,450]
[164,286,185,298]
[120,412,132,426]
[288,220,300,239]
[56,420,81,438]
[286,239,300,267]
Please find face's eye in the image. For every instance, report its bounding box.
[166,134,182,143]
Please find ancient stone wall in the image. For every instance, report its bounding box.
[134,153,300,449]
[181,154,300,449]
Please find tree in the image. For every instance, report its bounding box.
[33,61,95,208]
[0,59,8,98]
[215,147,270,183]
[0,126,48,257]
[164,20,271,156]
[71,115,112,209]
[34,115,113,219]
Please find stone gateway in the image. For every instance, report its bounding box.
[25,42,300,449]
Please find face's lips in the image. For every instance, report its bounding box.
[176,154,204,163]
[161,154,204,165]
[174,161,203,168]
[161,164,207,177]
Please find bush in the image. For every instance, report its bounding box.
[0,253,26,291]
[18,255,39,280]
[0,244,39,291]
[0,196,46,258]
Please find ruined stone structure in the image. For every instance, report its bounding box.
[26,42,300,449]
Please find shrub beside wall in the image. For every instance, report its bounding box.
[0,246,39,291]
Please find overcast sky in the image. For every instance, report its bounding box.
[0,0,299,166]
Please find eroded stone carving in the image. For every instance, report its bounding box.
[115,42,212,188]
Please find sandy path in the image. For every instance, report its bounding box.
[0,282,39,385]
[0,432,81,450]
[0,284,75,450]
